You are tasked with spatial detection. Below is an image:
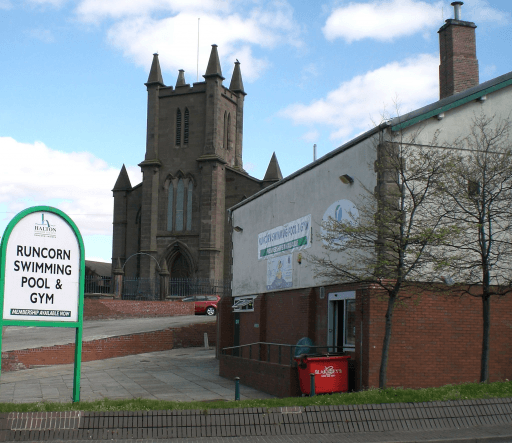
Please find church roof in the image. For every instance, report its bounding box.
[229,60,246,95]
[263,152,283,181]
[113,164,132,191]
[204,44,224,80]
[146,53,165,86]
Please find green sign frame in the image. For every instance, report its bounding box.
[0,206,85,402]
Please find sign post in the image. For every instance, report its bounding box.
[0,206,85,402]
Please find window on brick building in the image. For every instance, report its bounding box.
[328,291,356,351]
[176,108,189,147]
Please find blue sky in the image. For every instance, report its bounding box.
[1,0,511,263]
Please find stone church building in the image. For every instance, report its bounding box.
[112,45,282,283]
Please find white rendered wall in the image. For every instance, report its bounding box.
[400,85,512,146]
[231,134,378,297]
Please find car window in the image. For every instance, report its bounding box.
[207,296,218,301]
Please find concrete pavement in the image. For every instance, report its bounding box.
[0,347,272,403]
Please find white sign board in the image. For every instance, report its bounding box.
[2,211,80,322]
[258,214,311,260]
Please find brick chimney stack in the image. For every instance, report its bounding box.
[438,1,479,99]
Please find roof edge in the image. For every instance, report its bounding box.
[229,123,387,212]
[225,165,262,183]
[391,71,512,132]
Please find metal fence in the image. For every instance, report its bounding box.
[84,275,111,294]
[122,277,161,300]
[168,278,228,298]
[121,277,228,300]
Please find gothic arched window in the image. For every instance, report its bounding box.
[186,180,193,231]
[167,182,174,231]
[175,178,185,231]
[167,176,193,232]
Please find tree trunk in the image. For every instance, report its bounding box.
[379,293,397,388]
[480,294,490,383]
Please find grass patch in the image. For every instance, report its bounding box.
[1,380,511,413]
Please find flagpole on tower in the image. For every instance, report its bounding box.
[197,18,200,82]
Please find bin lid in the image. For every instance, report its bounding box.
[294,337,314,357]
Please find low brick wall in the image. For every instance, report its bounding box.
[2,322,216,372]
[84,299,193,320]
[219,354,301,398]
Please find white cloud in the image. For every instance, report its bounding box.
[279,54,439,141]
[26,28,55,43]
[301,130,319,143]
[463,0,511,25]
[75,0,300,82]
[323,0,444,42]
[76,0,228,23]
[0,137,139,238]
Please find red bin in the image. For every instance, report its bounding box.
[295,355,350,395]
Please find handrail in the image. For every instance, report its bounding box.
[222,341,295,351]
[221,342,350,366]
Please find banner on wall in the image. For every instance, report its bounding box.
[258,214,311,260]
[266,253,293,290]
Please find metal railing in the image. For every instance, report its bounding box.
[122,277,161,300]
[168,278,228,298]
[84,275,111,294]
[221,342,349,367]
[121,277,229,300]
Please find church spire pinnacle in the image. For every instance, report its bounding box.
[146,53,165,86]
[263,152,283,182]
[176,69,187,87]
[203,44,225,80]
[229,60,246,95]
[113,164,132,191]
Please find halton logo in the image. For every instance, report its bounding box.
[34,213,57,238]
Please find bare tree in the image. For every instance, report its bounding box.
[309,124,460,388]
[439,113,512,383]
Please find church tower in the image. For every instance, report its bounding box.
[112,45,279,285]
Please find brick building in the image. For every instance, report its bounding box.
[112,45,282,282]
[219,3,512,396]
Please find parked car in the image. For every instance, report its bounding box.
[181,295,220,316]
